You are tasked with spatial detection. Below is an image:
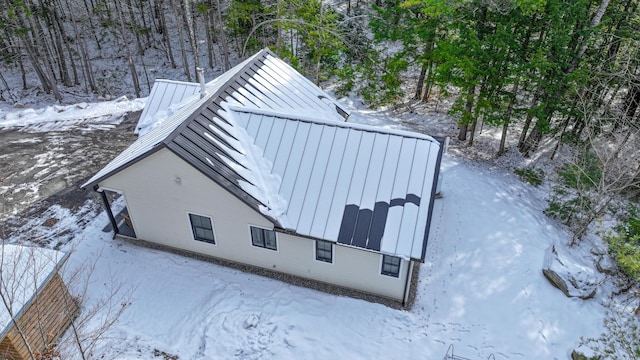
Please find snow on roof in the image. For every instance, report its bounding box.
[223,106,442,260]
[135,79,201,136]
[81,51,266,190]
[81,49,348,188]
[83,48,442,260]
[0,245,67,337]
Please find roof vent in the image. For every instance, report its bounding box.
[197,67,207,98]
[318,95,349,121]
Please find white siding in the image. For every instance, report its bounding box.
[99,148,408,301]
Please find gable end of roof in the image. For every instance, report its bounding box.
[81,142,167,190]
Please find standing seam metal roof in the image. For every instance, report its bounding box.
[224,107,443,260]
[82,48,442,261]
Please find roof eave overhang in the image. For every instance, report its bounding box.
[80,143,168,191]
[275,228,420,261]
[417,135,447,262]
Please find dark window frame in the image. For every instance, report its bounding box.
[315,240,333,263]
[188,213,215,244]
[381,255,401,277]
[250,226,277,251]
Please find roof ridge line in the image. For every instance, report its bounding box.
[162,49,272,146]
[152,79,200,86]
[226,104,442,144]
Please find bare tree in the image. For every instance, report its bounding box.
[114,0,142,98]
[0,243,133,359]
[182,0,201,77]
[547,73,640,244]
[57,247,134,359]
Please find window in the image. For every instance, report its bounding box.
[189,213,215,244]
[250,226,277,250]
[315,240,333,263]
[381,255,401,277]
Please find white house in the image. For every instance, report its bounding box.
[83,49,444,305]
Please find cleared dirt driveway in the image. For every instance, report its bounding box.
[0,111,140,242]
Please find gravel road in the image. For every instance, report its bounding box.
[1,111,140,239]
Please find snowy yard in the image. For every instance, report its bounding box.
[2,99,608,359]
[30,158,604,359]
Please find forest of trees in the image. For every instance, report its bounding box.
[0,0,639,279]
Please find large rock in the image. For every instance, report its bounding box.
[542,245,599,300]
[595,255,617,275]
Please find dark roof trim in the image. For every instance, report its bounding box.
[274,227,397,257]
[81,143,166,190]
[160,49,273,148]
[166,144,281,228]
[417,135,447,262]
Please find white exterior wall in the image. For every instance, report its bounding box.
[100,148,409,301]
[276,232,409,300]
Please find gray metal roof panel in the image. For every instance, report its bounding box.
[136,79,201,134]
[229,107,442,260]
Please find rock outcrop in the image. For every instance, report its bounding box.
[542,245,599,300]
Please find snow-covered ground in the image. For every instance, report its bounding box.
[0,97,145,131]
[65,155,605,359]
[1,97,612,359]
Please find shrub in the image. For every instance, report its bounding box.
[606,205,640,281]
[514,167,545,187]
[545,187,593,225]
[557,151,602,190]
[580,312,640,359]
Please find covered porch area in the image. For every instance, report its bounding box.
[97,188,137,239]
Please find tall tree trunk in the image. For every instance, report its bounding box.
[215,0,231,70]
[27,3,59,85]
[38,0,72,87]
[125,0,146,55]
[172,0,192,81]
[414,61,428,100]
[21,5,63,100]
[204,2,217,69]
[522,0,612,156]
[518,87,542,150]
[0,71,17,103]
[115,0,141,98]
[137,0,152,44]
[81,0,101,49]
[51,0,77,86]
[551,114,572,160]
[156,0,177,68]
[566,0,611,74]
[182,0,201,77]
[520,108,550,158]
[65,0,97,92]
[16,10,63,101]
[457,85,476,141]
[498,78,520,156]
[315,0,324,85]
[623,83,640,120]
